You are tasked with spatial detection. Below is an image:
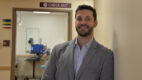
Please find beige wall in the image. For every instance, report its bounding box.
[95,0,142,80]
[113,0,142,80]
[0,0,94,80]
[0,71,10,80]
[94,0,113,49]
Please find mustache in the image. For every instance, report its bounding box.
[78,24,89,29]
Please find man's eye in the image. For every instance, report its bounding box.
[86,17,91,21]
[77,17,82,21]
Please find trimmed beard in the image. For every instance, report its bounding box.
[76,25,94,37]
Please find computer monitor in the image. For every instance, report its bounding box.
[31,44,44,55]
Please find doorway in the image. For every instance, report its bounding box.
[12,8,72,80]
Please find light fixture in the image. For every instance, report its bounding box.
[33,11,51,14]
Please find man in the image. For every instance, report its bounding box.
[42,4,114,80]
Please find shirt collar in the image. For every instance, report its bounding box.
[74,37,93,49]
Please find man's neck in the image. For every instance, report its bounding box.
[77,35,93,49]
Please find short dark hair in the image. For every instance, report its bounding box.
[75,4,97,21]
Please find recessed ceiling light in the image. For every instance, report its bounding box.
[33,11,51,14]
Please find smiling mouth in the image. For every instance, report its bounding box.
[78,25,89,29]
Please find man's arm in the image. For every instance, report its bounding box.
[100,51,114,80]
[41,46,57,80]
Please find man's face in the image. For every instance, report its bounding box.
[75,10,97,37]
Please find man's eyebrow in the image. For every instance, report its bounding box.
[76,16,81,18]
[76,15,81,17]
[86,16,91,18]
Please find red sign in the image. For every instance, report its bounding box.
[40,2,71,8]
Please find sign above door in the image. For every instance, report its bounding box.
[40,2,71,8]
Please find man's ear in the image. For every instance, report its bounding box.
[94,20,98,28]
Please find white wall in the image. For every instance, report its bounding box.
[16,12,68,54]
[95,0,142,80]
[113,0,142,80]
[94,0,113,49]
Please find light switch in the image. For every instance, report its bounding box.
[3,40,10,47]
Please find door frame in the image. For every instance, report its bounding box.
[11,8,72,80]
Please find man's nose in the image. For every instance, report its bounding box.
[80,19,87,24]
